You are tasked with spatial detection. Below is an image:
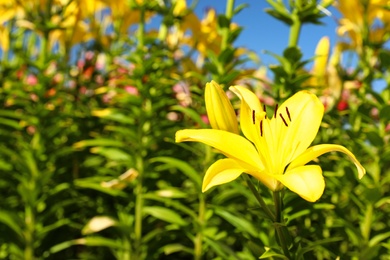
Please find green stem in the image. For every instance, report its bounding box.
[288,14,301,47]
[194,193,205,260]
[273,191,291,259]
[24,205,35,260]
[137,8,145,50]
[221,0,235,51]
[134,155,144,259]
[243,175,275,220]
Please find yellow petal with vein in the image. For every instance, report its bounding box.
[176,129,263,171]
[229,85,265,146]
[202,158,244,192]
[276,165,324,202]
[288,144,366,179]
[277,91,324,165]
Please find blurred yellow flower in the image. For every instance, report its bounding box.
[0,26,9,51]
[176,85,365,202]
[308,36,330,88]
[172,0,187,16]
[336,0,390,49]
[176,8,239,61]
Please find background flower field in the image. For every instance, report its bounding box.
[0,0,389,259]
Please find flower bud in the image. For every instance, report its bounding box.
[205,81,239,134]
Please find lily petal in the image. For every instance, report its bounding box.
[312,36,330,85]
[276,91,324,166]
[202,158,245,192]
[205,81,239,134]
[176,129,264,171]
[229,85,266,145]
[275,165,325,202]
[287,144,366,179]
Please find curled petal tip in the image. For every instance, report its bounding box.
[175,130,187,143]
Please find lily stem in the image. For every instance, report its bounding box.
[273,191,291,259]
[194,192,205,260]
[137,8,145,50]
[288,14,301,48]
[243,175,275,221]
[221,0,235,51]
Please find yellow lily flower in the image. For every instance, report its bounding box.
[176,86,365,202]
[312,36,330,87]
[0,26,10,52]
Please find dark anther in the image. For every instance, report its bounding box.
[263,104,267,118]
[286,107,291,121]
[279,113,288,127]
[274,104,279,118]
[260,120,263,136]
[252,110,255,124]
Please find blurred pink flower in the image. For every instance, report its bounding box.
[96,53,106,71]
[173,82,191,107]
[85,51,94,61]
[124,86,139,95]
[26,74,38,85]
[386,124,390,132]
[201,114,209,124]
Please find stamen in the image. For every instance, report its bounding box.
[274,104,279,118]
[260,120,263,136]
[286,107,291,121]
[279,113,288,127]
[263,104,267,118]
[252,110,255,124]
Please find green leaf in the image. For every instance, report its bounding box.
[217,15,229,28]
[220,70,240,85]
[283,46,303,63]
[203,236,240,260]
[218,47,235,65]
[378,50,390,68]
[143,193,198,221]
[295,237,345,259]
[259,247,289,259]
[233,3,248,15]
[143,206,187,226]
[379,105,390,121]
[162,243,193,255]
[369,231,390,247]
[0,118,22,129]
[90,147,132,161]
[170,105,208,128]
[73,139,125,150]
[74,178,128,197]
[366,131,384,146]
[214,207,258,237]
[48,237,126,254]
[150,157,202,188]
[0,210,24,239]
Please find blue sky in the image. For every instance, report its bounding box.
[194,1,340,67]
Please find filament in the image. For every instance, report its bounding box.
[279,113,288,127]
[286,107,291,121]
